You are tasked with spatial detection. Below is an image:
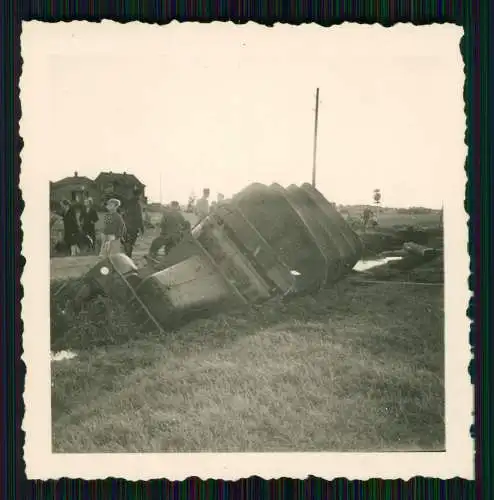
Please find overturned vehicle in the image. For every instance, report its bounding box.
[72,182,363,331]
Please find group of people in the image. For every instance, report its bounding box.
[59,197,99,257]
[146,187,228,262]
[192,188,226,218]
[58,185,225,263]
[58,186,146,259]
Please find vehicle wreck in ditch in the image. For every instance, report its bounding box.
[71,182,363,331]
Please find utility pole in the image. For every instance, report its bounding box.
[312,87,320,188]
[159,172,163,206]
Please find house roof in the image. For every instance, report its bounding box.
[51,174,94,186]
[50,171,146,189]
[94,172,145,187]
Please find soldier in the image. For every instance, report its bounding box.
[122,186,145,259]
[147,201,191,262]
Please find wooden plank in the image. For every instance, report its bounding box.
[215,206,294,294]
[196,221,272,302]
[167,274,233,310]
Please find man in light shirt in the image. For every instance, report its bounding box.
[194,188,210,219]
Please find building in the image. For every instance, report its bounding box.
[49,172,98,211]
[94,171,147,206]
[50,171,147,211]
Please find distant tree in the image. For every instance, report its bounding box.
[373,189,381,223]
[373,188,381,206]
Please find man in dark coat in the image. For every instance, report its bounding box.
[148,201,191,261]
[79,197,99,251]
[122,186,145,258]
[60,199,81,256]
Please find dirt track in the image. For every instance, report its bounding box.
[50,233,155,281]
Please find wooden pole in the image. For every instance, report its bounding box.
[312,87,320,188]
[159,172,163,206]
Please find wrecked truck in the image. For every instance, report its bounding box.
[71,182,363,331]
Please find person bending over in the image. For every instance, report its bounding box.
[148,201,191,261]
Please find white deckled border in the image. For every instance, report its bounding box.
[20,20,472,480]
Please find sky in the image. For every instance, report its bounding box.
[36,23,464,208]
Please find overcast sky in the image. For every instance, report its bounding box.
[30,23,464,208]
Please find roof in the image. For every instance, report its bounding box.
[51,175,94,186]
[94,172,145,187]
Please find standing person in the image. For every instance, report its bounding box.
[194,188,210,219]
[100,198,126,258]
[60,199,81,256]
[210,192,226,213]
[79,197,99,251]
[186,194,196,213]
[122,186,145,259]
[362,207,373,230]
[147,201,191,262]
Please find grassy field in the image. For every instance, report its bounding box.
[341,207,441,230]
[51,276,444,453]
[365,211,440,229]
[50,211,444,452]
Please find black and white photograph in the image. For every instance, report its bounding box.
[21,22,472,479]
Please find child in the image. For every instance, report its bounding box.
[100,198,126,258]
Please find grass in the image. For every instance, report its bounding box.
[343,208,441,230]
[51,277,444,453]
[368,211,441,229]
[357,221,443,259]
[359,254,444,284]
[50,213,445,452]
